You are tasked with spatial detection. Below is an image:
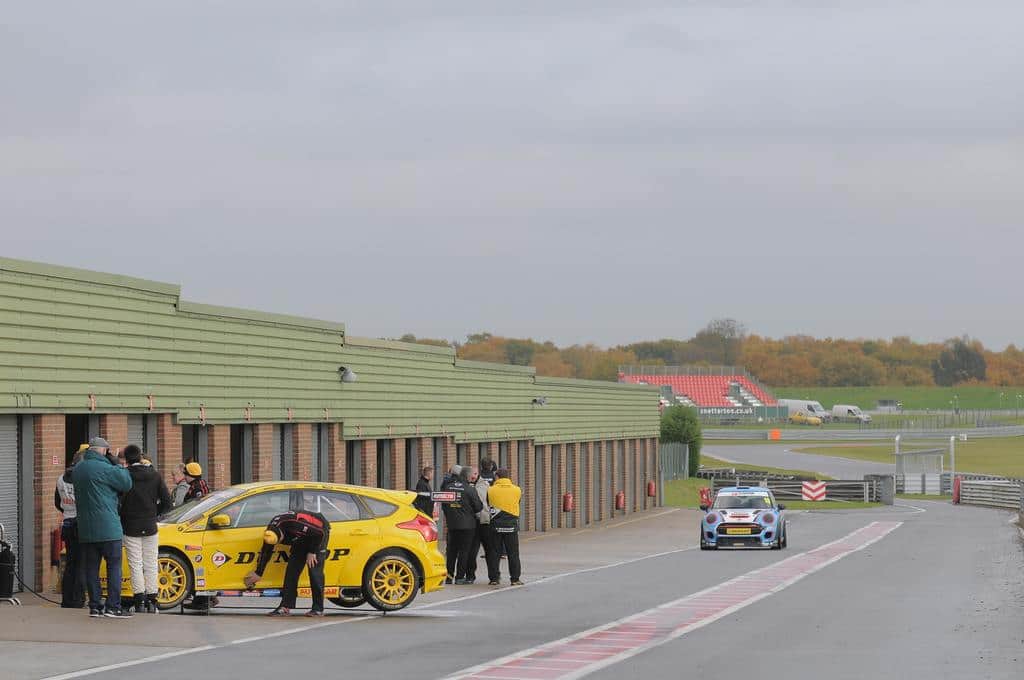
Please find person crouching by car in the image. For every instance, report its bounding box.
[243,508,331,617]
[120,445,172,613]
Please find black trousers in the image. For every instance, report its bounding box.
[446,529,475,579]
[60,519,85,608]
[280,544,326,612]
[486,529,521,582]
[467,524,493,579]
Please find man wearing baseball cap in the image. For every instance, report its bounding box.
[72,437,133,618]
[243,503,331,617]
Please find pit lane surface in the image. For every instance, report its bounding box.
[39,501,1022,680]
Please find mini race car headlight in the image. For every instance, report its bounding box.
[762,512,775,524]
[705,513,719,525]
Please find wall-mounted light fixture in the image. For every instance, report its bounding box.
[532,396,548,406]
[338,366,358,383]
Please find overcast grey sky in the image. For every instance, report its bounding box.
[3,1,1022,348]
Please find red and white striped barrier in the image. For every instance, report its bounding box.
[802,480,827,501]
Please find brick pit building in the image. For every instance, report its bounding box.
[0,256,660,593]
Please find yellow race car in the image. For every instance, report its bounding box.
[788,411,823,426]
[103,481,447,612]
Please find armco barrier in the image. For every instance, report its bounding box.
[958,479,1023,510]
[704,425,1024,441]
[709,478,879,503]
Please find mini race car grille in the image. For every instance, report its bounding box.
[717,524,763,536]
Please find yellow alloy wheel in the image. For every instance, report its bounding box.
[157,553,191,608]
[369,558,416,607]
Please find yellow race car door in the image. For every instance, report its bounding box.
[298,488,381,587]
[201,489,296,591]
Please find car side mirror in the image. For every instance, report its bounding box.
[699,505,709,512]
[777,504,786,511]
[209,514,232,529]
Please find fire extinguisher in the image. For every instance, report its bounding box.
[614,491,625,511]
[647,480,657,497]
[50,527,63,567]
[562,491,574,512]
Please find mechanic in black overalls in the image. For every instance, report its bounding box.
[243,510,330,617]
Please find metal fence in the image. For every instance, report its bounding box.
[958,479,1024,511]
[697,467,811,481]
[709,478,880,503]
[660,442,689,481]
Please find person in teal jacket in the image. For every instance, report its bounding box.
[72,437,133,618]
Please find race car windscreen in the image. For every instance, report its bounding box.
[713,493,773,510]
[159,487,247,524]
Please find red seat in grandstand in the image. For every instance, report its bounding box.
[620,373,776,408]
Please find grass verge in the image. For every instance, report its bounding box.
[897,494,950,501]
[773,385,1024,411]
[701,454,833,480]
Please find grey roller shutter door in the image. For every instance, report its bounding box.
[310,426,321,482]
[281,425,293,480]
[127,415,144,450]
[0,416,20,579]
[272,425,282,480]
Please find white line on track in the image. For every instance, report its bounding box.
[38,541,699,680]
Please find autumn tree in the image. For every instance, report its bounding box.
[932,337,987,386]
[693,318,747,365]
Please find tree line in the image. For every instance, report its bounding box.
[395,320,1024,387]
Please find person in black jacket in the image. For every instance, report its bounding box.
[441,466,482,584]
[120,445,171,613]
[54,446,88,608]
[413,466,434,516]
[243,508,331,617]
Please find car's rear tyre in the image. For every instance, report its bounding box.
[328,588,367,608]
[363,552,419,611]
[156,551,193,610]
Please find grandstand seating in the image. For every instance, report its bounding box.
[620,374,777,408]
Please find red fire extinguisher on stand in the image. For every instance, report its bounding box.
[614,490,625,511]
[647,480,657,497]
[562,491,574,513]
[50,528,63,567]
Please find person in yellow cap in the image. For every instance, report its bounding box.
[182,461,209,503]
[243,506,331,617]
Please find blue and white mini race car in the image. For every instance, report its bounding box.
[700,486,787,550]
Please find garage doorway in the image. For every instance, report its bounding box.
[64,415,98,467]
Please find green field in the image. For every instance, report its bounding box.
[793,436,1024,477]
[773,385,1024,411]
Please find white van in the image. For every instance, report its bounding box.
[831,404,872,424]
[778,399,832,423]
